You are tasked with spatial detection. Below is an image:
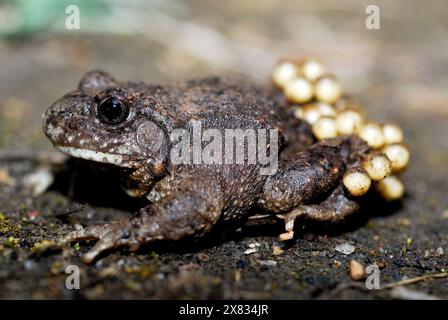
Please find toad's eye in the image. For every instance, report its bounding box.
[97,96,130,125]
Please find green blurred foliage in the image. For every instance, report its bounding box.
[0,0,109,38]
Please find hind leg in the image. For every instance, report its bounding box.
[275,185,360,240]
[258,135,380,239]
[267,58,409,239]
[258,135,369,211]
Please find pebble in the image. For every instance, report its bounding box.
[441,209,448,219]
[335,243,355,255]
[155,273,165,280]
[349,260,365,280]
[257,260,278,267]
[244,248,257,255]
[248,242,261,248]
[436,247,444,255]
[272,245,284,256]
[23,166,54,196]
[24,259,35,271]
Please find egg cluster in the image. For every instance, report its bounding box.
[272,59,410,200]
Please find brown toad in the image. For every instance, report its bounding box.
[43,70,380,263]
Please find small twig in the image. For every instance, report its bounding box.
[248,214,272,220]
[329,272,448,297]
[382,272,448,289]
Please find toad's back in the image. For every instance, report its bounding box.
[122,77,291,131]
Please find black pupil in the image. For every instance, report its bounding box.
[97,97,129,125]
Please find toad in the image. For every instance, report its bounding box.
[43,59,409,263]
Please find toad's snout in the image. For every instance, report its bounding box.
[42,106,67,144]
[43,93,94,145]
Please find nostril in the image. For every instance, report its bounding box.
[58,109,70,117]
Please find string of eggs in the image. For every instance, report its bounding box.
[272,59,410,201]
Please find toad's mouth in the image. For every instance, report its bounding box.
[57,146,139,168]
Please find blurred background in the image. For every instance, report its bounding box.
[0,0,447,154]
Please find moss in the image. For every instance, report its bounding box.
[137,266,154,278]
[6,236,20,247]
[31,239,54,252]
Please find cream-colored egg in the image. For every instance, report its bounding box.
[284,77,314,104]
[316,102,336,117]
[382,123,404,144]
[358,122,385,149]
[299,104,321,124]
[376,175,405,201]
[363,153,392,181]
[312,117,338,140]
[302,59,326,81]
[293,106,304,119]
[298,103,336,125]
[272,62,298,88]
[343,167,372,196]
[335,109,364,135]
[315,76,342,104]
[382,143,410,172]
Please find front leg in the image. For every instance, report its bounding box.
[64,174,224,264]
